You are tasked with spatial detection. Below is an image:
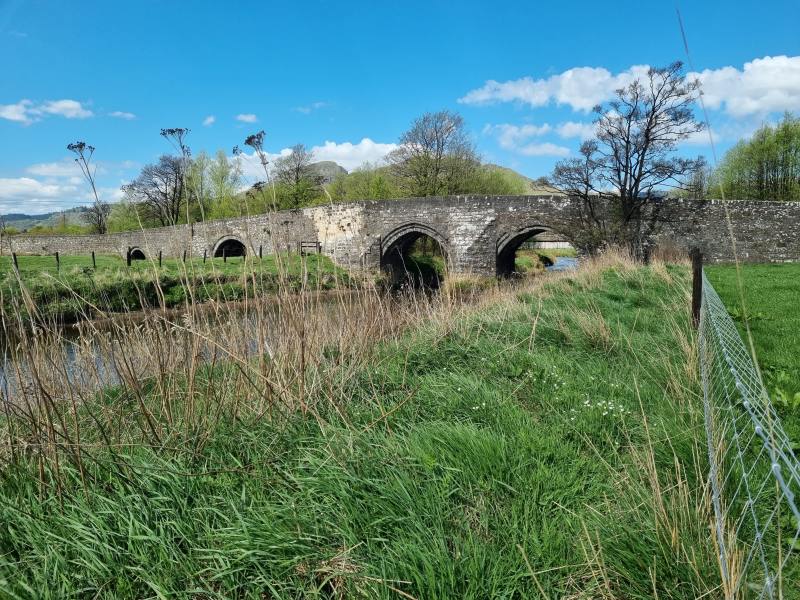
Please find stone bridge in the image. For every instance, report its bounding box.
[2,195,799,276]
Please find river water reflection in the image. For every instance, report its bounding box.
[0,257,577,403]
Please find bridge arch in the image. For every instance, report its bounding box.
[380,223,449,288]
[496,225,570,277]
[213,236,247,258]
[129,247,146,261]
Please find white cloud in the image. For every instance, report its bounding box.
[294,101,328,114]
[39,99,93,119]
[0,100,36,124]
[483,123,552,149]
[690,55,800,117]
[555,121,597,140]
[0,158,138,214]
[461,55,800,120]
[0,98,93,124]
[25,160,81,178]
[516,142,570,157]
[0,177,81,214]
[236,113,258,123]
[483,123,570,157]
[460,65,650,112]
[109,110,136,120]
[233,138,398,179]
[310,138,398,170]
[202,115,216,126]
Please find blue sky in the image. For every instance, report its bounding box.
[2,0,800,214]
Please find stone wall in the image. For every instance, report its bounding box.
[2,196,798,275]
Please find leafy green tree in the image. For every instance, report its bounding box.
[327,163,401,202]
[712,113,800,201]
[465,166,528,195]
[185,151,211,221]
[388,110,480,197]
[205,151,246,219]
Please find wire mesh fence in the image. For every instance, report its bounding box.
[699,271,800,598]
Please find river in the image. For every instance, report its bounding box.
[0,257,577,403]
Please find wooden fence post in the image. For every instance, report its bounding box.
[259,245,263,259]
[55,251,60,272]
[12,252,18,272]
[691,248,703,329]
[203,249,207,263]
[91,251,96,269]
[159,250,163,268]
[223,248,227,263]
[126,247,132,267]
[182,249,187,263]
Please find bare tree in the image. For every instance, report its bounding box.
[122,155,186,226]
[388,110,479,197]
[552,140,609,254]
[273,144,322,206]
[67,141,110,233]
[274,144,317,186]
[160,128,201,221]
[552,62,705,259]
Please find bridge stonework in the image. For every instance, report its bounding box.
[2,196,799,275]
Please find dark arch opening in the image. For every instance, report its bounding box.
[129,248,146,261]
[214,238,247,258]
[496,228,571,277]
[381,230,448,289]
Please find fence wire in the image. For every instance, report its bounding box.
[699,271,800,598]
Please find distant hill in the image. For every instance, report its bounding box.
[1,207,88,231]
[483,164,560,195]
[311,161,348,184]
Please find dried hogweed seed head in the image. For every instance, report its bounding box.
[244,130,265,151]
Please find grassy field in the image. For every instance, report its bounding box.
[0,256,739,598]
[705,263,800,442]
[0,253,353,324]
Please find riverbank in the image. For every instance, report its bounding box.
[0,253,355,325]
[0,254,729,597]
[0,251,574,327]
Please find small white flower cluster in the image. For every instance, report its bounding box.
[569,396,631,421]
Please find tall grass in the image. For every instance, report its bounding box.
[0,249,730,597]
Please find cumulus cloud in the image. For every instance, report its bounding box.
[233,138,398,180]
[483,123,552,149]
[515,142,570,157]
[25,160,82,178]
[460,56,800,120]
[109,110,136,120]
[0,157,139,214]
[460,66,650,112]
[236,113,258,123]
[38,99,93,119]
[0,98,93,124]
[294,101,328,114]
[0,100,35,123]
[202,115,216,126]
[483,123,571,157]
[690,55,800,117]
[310,138,398,170]
[0,177,81,214]
[555,121,597,140]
